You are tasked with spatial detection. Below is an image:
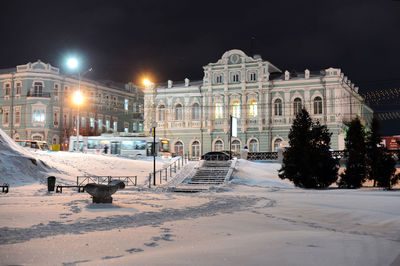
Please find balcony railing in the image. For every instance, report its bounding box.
[27,92,51,98]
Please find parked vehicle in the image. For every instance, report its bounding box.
[16,140,49,150]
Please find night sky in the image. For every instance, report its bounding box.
[2,0,400,134]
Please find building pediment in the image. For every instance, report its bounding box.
[16,60,59,74]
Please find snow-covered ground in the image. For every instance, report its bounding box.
[0,129,399,266]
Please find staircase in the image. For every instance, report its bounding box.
[188,160,231,185]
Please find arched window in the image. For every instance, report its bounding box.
[249,139,259,152]
[232,101,240,118]
[215,102,223,119]
[33,82,43,96]
[274,99,282,116]
[232,140,241,153]
[313,96,323,115]
[174,141,183,156]
[191,141,200,158]
[249,100,258,118]
[32,135,43,141]
[192,103,200,120]
[214,140,223,151]
[274,138,282,152]
[175,104,183,120]
[293,98,302,116]
[158,105,165,121]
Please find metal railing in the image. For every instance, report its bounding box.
[76,175,137,186]
[148,156,188,186]
[247,152,278,160]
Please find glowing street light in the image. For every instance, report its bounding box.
[143,78,153,88]
[66,57,91,152]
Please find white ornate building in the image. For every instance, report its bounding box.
[144,49,373,158]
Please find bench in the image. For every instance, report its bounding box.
[56,185,85,193]
[1,183,9,193]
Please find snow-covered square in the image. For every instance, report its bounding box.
[0,130,399,266]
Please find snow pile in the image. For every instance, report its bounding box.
[0,129,50,186]
[232,159,294,188]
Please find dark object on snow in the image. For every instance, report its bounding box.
[47,176,56,192]
[56,185,85,193]
[1,183,9,193]
[84,180,125,203]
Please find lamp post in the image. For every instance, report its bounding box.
[67,58,92,152]
[152,121,157,186]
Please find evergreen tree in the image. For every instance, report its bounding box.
[338,117,367,188]
[279,108,338,188]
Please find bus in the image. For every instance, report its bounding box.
[16,140,49,150]
[69,133,171,158]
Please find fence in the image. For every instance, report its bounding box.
[76,176,137,186]
[148,156,188,186]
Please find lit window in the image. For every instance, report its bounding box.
[132,122,137,131]
[314,97,323,115]
[215,103,223,119]
[33,110,45,122]
[293,98,302,116]
[232,101,240,118]
[274,138,282,152]
[106,120,110,131]
[274,99,282,116]
[90,118,95,128]
[81,117,85,127]
[249,100,258,118]
[138,122,143,131]
[124,99,129,111]
[98,119,102,130]
[113,121,118,132]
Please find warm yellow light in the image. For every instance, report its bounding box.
[73,90,84,105]
[143,78,152,87]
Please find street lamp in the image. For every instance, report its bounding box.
[66,57,92,152]
[152,121,157,186]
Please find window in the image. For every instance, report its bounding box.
[63,114,68,126]
[249,139,259,152]
[192,103,200,120]
[138,122,143,132]
[158,105,166,120]
[5,84,10,96]
[274,138,282,151]
[214,140,223,151]
[216,74,223,84]
[98,119,102,130]
[54,84,59,97]
[90,117,95,128]
[3,109,9,124]
[293,98,302,116]
[124,122,129,133]
[250,72,257,82]
[113,96,118,107]
[64,86,69,97]
[249,100,258,118]
[232,73,240,83]
[124,99,129,111]
[175,104,183,120]
[33,110,45,122]
[32,135,43,141]
[54,112,59,126]
[274,99,282,116]
[314,96,323,115]
[232,101,240,118]
[106,119,110,131]
[33,82,43,96]
[15,110,21,125]
[132,122,137,131]
[113,121,118,132]
[174,141,184,155]
[133,103,137,113]
[232,140,241,153]
[191,141,200,158]
[81,116,85,127]
[215,102,223,119]
[16,83,21,95]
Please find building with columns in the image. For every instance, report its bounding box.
[0,60,144,150]
[146,49,373,158]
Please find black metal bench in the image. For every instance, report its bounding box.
[1,183,9,193]
[56,185,85,193]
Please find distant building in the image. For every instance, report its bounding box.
[0,60,144,150]
[144,49,373,159]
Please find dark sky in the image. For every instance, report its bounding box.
[2,0,400,134]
